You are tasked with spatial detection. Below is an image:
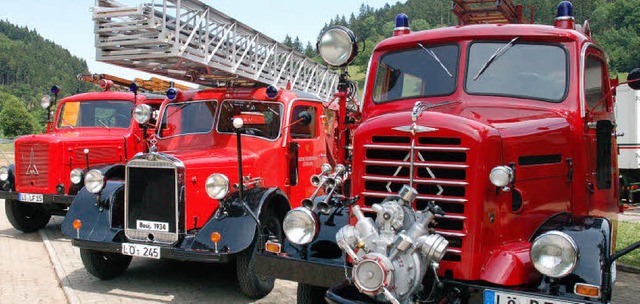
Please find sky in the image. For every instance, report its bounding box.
[0,0,397,83]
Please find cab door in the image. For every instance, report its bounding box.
[581,46,617,216]
[285,100,329,206]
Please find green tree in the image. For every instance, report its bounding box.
[0,93,37,137]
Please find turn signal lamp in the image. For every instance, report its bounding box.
[554,1,574,29]
[574,283,600,298]
[72,219,82,230]
[265,241,282,254]
[393,13,411,36]
[210,232,221,243]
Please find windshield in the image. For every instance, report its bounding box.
[373,44,459,103]
[217,100,282,140]
[57,100,134,129]
[159,100,217,138]
[466,42,568,102]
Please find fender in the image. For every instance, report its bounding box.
[256,195,351,288]
[61,180,125,241]
[533,216,612,300]
[68,164,126,195]
[191,187,289,254]
[1,164,15,191]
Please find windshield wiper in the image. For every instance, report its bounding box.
[473,37,519,81]
[96,118,110,129]
[61,117,75,129]
[417,43,453,78]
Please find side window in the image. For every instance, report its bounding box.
[585,55,606,112]
[290,105,317,139]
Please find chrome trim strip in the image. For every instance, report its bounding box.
[435,214,467,221]
[364,144,469,152]
[434,230,467,238]
[445,248,462,254]
[362,175,468,186]
[364,159,469,169]
[362,191,468,203]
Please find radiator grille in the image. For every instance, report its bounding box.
[16,143,49,189]
[362,135,468,262]
[125,157,178,245]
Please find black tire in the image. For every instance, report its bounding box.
[80,248,132,280]
[237,208,283,299]
[297,283,328,304]
[5,199,51,232]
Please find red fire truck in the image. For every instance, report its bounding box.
[61,0,341,299]
[256,1,640,303]
[0,75,170,232]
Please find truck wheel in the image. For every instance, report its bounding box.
[297,283,328,304]
[237,208,283,299]
[5,199,51,232]
[80,248,132,280]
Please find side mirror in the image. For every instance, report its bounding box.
[298,111,312,126]
[628,68,640,90]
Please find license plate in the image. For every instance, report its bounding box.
[121,243,161,259]
[484,290,581,304]
[18,193,43,203]
[136,219,169,232]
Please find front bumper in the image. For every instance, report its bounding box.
[0,191,74,207]
[256,252,349,288]
[325,279,605,304]
[72,239,231,263]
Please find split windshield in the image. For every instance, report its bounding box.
[466,42,567,101]
[373,44,459,103]
[159,100,217,138]
[57,100,134,129]
[217,100,282,140]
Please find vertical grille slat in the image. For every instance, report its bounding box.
[363,135,469,262]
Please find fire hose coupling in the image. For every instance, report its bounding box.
[336,185,449,303]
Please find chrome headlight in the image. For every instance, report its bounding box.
[84,169,105,194]
[40,95,52,109]
[317,26,358,67]
[531,231,578,278]
[283,207,319,245]
[205,173,229,199]
[70,168,83,185]
[0,166,8,181]
[489,165,514,187]
[133,104,152,124]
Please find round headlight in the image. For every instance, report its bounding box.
[489,166,514,187]
[531,231,578,278]
[84,169,105,194]
[205,173,229,199]
[40,95,52,109]
[133,104,152,124]
[0,166,8,181]
[283,207,319,245]
[70,168,83,185]
[317,26,358,67]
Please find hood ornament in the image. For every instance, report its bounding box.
[25,148,39,176]
[148,134,159,153]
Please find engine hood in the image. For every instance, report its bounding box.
[154,147,259,171]
[17,129,130,145]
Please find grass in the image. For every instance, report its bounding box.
[616,221,640,267]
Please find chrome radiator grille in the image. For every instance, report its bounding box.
[125,157,179,245]
[362,136,468,262]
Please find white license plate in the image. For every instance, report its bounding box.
[121,243,161,259]
[136,219,169,232]
[484,290,581,304]
[18,193,43,203]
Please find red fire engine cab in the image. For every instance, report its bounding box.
[1,77,166,232]
[257,1,640,303]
